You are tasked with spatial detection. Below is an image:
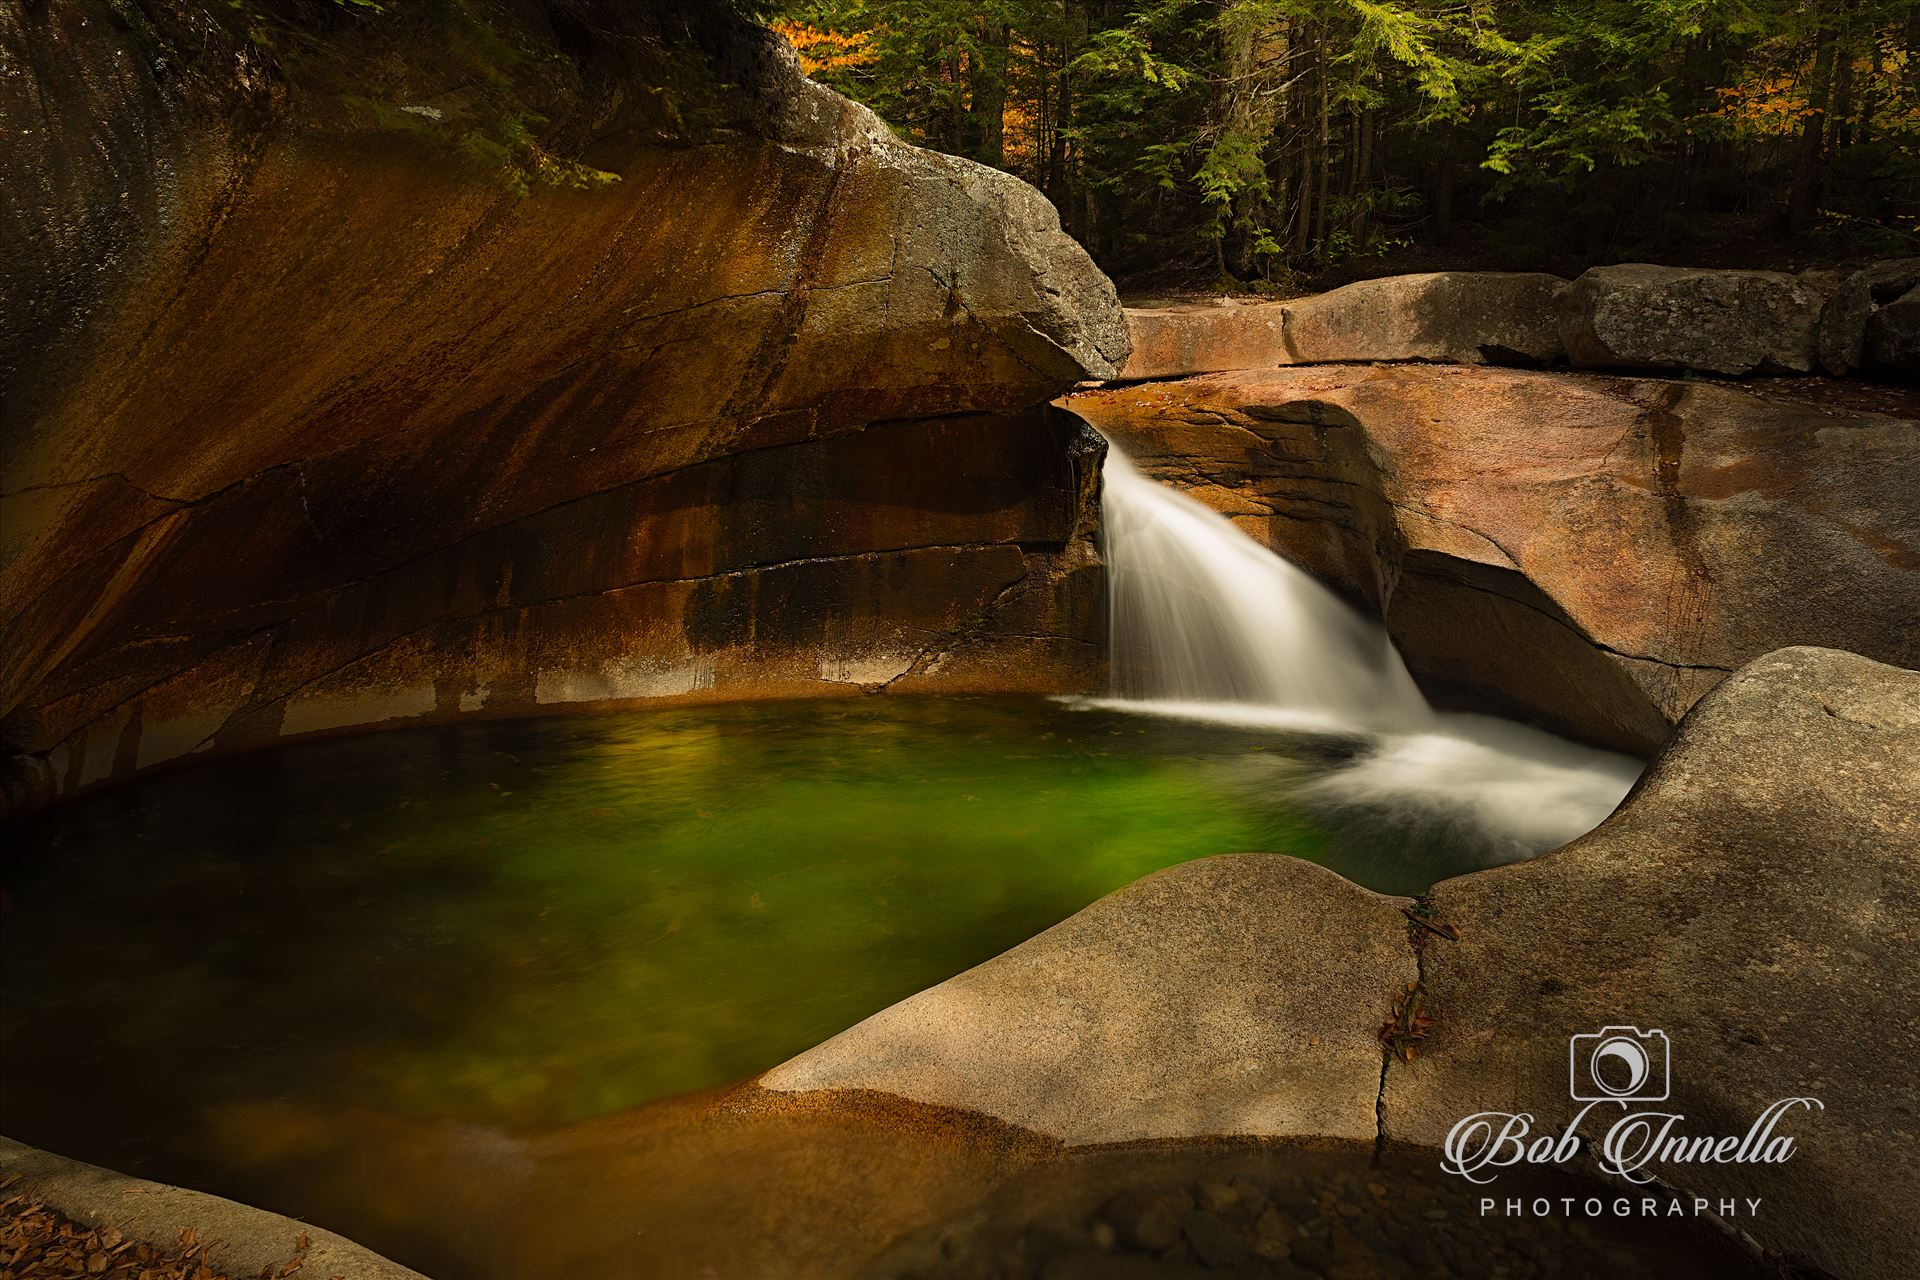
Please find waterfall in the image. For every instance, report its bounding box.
[1101,449,1431,729]
[1089,442,1643,865]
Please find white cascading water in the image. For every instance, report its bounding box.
[1102,450,1431,730]
[1090,444,1642,865]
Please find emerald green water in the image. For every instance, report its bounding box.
[2,696,1477,1165]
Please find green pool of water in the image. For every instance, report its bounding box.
[2,696,1491,1157]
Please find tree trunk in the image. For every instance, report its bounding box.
[1291,33,1315,255]
[1350,107,1373,241]
[967,17,1008,166]
[1046,37,1072,204]
[1831,36,1855,151]
[1343,110,1359,198]
[1217,2,1282,277]
[1429,127,1455,234]
[1787,31,1837,236]
[1858,46,1882,148]
[1312,33,1330,250]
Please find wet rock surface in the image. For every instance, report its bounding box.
[2,408,1110,815]
[0,4,1126,815]
[1069,367,1920,752]
[9,1088,1057,1280]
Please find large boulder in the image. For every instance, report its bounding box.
[1119,300,1291,380]
[764,855,1417,1146]
[761,647,1920,1280]
[1281,271,1567,366]
[1385,647,1920,1280]
[1812,258,1920,375]
[1558,264,1824,375]
[1068,367,1920,753]
[1867,290,1920,374]
[1816,274,1876,374]
[0,3,1127,814]
[1118,271,1566,380]
[1121,265,1909,381]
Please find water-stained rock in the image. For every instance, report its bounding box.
[0,3,1127,813]
[1068,366,1920,753]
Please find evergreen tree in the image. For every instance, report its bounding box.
[768,0,1920,284]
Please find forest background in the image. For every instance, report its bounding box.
[760,0,1920,290]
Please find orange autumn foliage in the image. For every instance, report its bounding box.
[771,20,875,77]
[1711,46,1920,139]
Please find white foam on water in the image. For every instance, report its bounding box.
[1088,444,1642,865]
[1297,715,1643,867]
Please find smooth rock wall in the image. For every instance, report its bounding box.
[0,3,1127,813]
[3,406,1108,813]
